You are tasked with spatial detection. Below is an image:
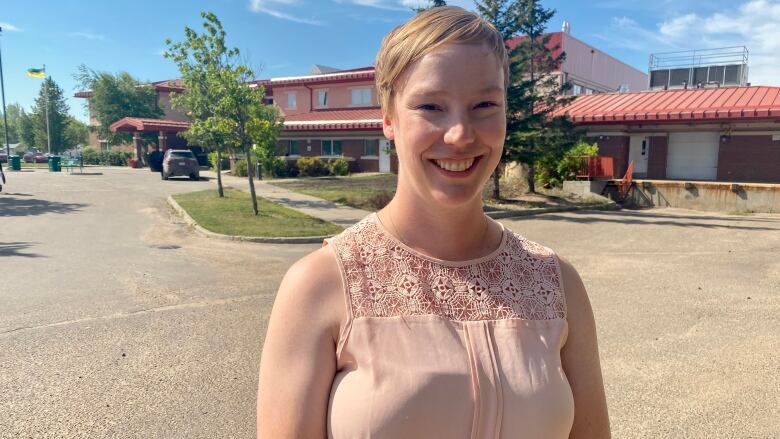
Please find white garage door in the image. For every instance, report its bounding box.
[666,132,720,180]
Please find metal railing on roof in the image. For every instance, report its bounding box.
[649,46,748,71]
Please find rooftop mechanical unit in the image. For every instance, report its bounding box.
[648,46,749,90]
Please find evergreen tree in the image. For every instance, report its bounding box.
[16,108,35,150]
[0,103,23,145]
[475,0,579,195]
[31,77,70,153]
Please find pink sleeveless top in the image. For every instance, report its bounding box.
[324,213,574,438]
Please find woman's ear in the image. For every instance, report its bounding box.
[382,111,395,140]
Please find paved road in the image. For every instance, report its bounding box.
[1,167,778,438]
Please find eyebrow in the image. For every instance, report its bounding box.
[408,86,504,97]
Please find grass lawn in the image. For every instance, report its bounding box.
[270,173,609,211]
[270,174,398,211]
[173,189,343,237]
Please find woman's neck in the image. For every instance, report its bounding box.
[378,191,501,262]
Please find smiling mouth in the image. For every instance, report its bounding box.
[430,155,482,173]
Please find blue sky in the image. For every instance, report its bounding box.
[2,0,779,122]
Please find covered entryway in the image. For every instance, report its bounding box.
[666,132,720,180]
[109,117,191,165]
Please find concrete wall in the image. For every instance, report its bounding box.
[717,135,780,183]
[629,180,780,213]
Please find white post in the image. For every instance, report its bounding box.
[44,64,51,154]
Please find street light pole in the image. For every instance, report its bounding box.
[0,26,11,158]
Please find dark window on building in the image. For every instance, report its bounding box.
[669,68,690,87]
[322,140,342,156]
[724,65,741,85]
[650,70,669,88]
[708,66,725,84]
[290,140,299,155]
[364,139,379,156]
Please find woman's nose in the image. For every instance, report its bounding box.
[442,112,475,146]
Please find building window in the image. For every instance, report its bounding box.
[289,140,299,156]
[585,88,594,95]
[364,139,379,156]
[317,90,328,108]
[572,84,582,96]
[287,92,297,109]
[351,88,372,106]
[322,140,342,156]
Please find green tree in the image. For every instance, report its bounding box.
[476,0,579,196]
[165,12,282,214]
[64,117,90,149]
[1,103,23,145]
[74,66,163,149]
[30,77,70,153]
[16,108,35,150]
[413,0,447,12]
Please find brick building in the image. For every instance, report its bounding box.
[554,86,780,183]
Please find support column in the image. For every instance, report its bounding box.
[158,131,168,152]
[133,133,143,162]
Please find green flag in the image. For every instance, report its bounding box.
[26,68,45,78]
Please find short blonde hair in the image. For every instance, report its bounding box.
[374,6,509,114]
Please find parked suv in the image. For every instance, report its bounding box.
[162,149,200,181]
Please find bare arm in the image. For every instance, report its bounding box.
[558,257,611,439]
[257,247,345,438]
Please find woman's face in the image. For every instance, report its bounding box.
[384,42,506,208]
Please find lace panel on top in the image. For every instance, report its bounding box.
[330,215,566,322]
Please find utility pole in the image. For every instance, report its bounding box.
[0,26,10,158]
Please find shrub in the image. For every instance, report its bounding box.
[81,147,100,165]
[328,158,350,176]
[233,159,248,177]
[534,141,598,188]
[296,157,330,177]
[257,156,288,178]
[208,151,230,171]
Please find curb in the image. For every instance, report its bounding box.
[485,202,620,219]
[166,196,333,244]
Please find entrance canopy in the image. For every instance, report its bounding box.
[110,117,190,133]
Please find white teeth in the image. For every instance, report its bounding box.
[435,158,475,172]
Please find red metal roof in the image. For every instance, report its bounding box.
[110,117,190,133]
[283,108,382,131]
[552,86,780,125]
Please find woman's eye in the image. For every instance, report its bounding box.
[475,101,498,109]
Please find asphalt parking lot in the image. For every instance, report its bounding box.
[1,167,778,438]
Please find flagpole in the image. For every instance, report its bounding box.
[0,26,10,159]
[44,64,51,154]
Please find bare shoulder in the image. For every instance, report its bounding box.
[273,243,347,344]
[256,243,347,437]
[555,255,591,321]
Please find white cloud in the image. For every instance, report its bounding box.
[0,22,22,32]
[600,0,780,85]
[249,0,324,25]
[69,31,107,41]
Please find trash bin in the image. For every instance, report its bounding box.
[48,155,62,172]
[9,155,21,171]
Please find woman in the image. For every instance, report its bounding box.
[257,6,610,438]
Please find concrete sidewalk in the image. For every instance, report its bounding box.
[200,170,371,227]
